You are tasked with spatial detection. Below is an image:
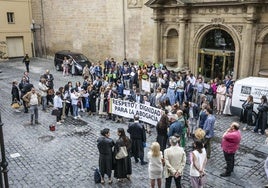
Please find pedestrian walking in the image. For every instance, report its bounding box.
[202,108,215,159]
[114,128,132,182]
[148,142,163,188]
[127,115,148,165]
[164,136,186,188]
[22,87,41,125]
[190,140,207,188]
[22,53,30,72]
[97,128,115,184]
[220,122,241,177]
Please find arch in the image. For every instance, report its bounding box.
[192,24,241,79]
[163,26,179,37]
[254,27,268,77]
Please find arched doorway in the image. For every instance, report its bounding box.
[166,29,178,66]
[198,29,235,80]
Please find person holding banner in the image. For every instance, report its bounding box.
[127,115,148,165]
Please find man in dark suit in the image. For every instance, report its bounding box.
[185,79,194,102]
[127,115,147,165]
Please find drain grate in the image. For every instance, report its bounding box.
[38,135,54,142]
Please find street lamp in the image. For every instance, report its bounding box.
[0,112,9,188]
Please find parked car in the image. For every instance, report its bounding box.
[54,50,91,75]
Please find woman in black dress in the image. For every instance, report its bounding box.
[114,128,132,182]
[97,128,115,184]
[156,113,169,152]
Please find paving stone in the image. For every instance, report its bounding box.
[0,58,267,187]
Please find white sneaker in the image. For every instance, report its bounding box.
[77,115,81,118]
[74,116,78,119]
[56,122,62,125]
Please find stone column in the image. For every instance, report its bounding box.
[240,6,256,78]
[178,19,186,69]
[153,19,161,64]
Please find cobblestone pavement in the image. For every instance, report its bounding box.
[0,58,267,188]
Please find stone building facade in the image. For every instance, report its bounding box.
[31,0,154,63]
[31,0,268,79]
[0,0,33,58]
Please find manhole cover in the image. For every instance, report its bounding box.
[38,135,54,142]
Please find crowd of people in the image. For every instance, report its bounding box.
[10,55,268,187]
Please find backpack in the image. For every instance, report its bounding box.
[94,168,101,184]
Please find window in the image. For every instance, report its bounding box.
[7,12,15,23]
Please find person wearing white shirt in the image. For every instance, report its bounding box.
[53,91,63,124]
[70,88,80,119]
[38,78,49,111]
[190,140,207,188]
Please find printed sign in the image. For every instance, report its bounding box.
[142,80,150,92]
[110,98,163,126]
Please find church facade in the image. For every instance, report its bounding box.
[31,0,268,79]
[146,0,268,79]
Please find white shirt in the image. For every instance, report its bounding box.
[30,93,38,105]
[53,95,63,108]
[190,148,207,177]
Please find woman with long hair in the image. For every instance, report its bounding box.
[156,113,169,152]
[114,128,132,182]
[148,142,163,188]
[241,95,254,131]
[190,140,207,188]
[254,95,268,134]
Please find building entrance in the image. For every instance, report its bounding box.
[198,29,235,80]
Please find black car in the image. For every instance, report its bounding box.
[54,50,91,75]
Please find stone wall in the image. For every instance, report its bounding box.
[31,0,154,63]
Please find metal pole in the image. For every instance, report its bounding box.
[0,112,9,188]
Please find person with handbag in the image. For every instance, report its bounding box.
[114,128,132,182]
[53,91,63,125]
[190,140,207,188]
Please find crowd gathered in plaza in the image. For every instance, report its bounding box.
[10,55,268,187]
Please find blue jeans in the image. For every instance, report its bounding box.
[176,91,184,105]
[72,104,78,117]
[41,96,47,110]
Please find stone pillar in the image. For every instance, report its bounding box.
[240,6,256,78]
[153,19,161,64]
[178,19,186,69]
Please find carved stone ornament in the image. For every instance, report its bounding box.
[128,0,142,8]
[256,24,268,36]
[232,25,243,39]
[211,18,225,24]
[194,24,204,37]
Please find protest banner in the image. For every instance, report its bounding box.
[110,98,163,126]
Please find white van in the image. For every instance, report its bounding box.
[231,77,268,124]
